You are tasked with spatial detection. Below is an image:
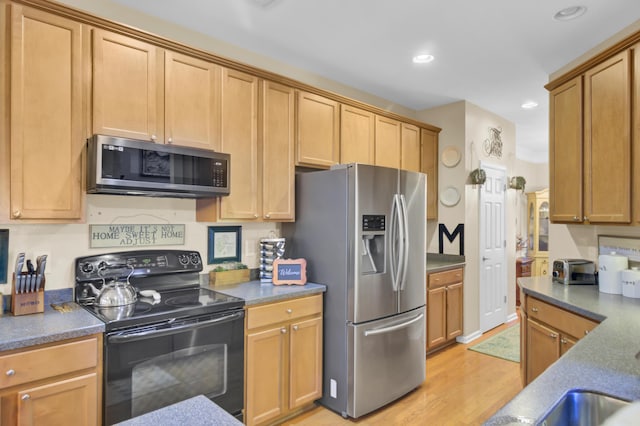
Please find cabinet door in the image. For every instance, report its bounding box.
[289,317,322,410]
[262,81,295,221]
[401,123,421,172]
[245,327,286,426]
[421,129,439,220]
[219,69,260,220]
[17,373,98,426]
[446,282,463,340]
[296,91,339,168]
[526,319,559,384]
[519,310,527,386]
[164,51,221,150]
[426,286,446,349]
[374,115,401,168]
[9,5,83,220]
[560,334,576,356]
[92,29,160,141]
[340,105,375,165]
[583,51,631,223]
[549,77,583,223]
[634,43,640,225]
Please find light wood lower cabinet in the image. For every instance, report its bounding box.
[245,294,323,426]
[0,334,102,426]
[521,295,599,385]
[426,267,463,353]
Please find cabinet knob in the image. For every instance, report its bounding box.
[150,135,157,142]
[21,394,30,401]
[573,216,579,221]
[561,338,568,345]
[6,369,15,376]
[583,216,588,221]
[167,137,173,144]
[286,308,293,314]
[254,214,259,218]
[281,328,287,334]
[12,210,21,218]
[585,330,590,335]
[550,333,558,339]
[264,214,271,219]
[293,325,298,331]
[531,307,539,313]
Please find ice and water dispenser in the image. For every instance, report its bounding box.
[361,215,385,274]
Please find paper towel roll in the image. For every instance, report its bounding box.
[621,267,640,298]
[598,252,628,294]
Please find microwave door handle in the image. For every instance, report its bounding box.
[108,311,244,344]
[363,313,424,337]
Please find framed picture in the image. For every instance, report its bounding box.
[272,258,307,286]
[208,226,242,264]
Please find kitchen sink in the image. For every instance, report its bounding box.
[537,390,630,426]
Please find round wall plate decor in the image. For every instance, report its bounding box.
[440,186,461,207]
[441,146,461,168]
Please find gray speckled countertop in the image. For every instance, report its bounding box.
[207,280,326,305]
[426,253,465,273]
[485,276,640,425]
[114,395,242,426]
[0,289,105,352]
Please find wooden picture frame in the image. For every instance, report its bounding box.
[272,258,307,286]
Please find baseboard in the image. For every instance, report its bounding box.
[506,312,519,323]
[456,330,482,344]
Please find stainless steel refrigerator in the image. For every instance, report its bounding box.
[282,163,426,418]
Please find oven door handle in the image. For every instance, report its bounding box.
[107,311,244,344]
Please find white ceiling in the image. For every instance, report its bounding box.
[110,0,640,163]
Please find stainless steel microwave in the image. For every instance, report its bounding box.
[87,135,230,198]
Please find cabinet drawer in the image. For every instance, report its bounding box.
[247,294,322,330]
[526,297,599,339]
[428,268,463,288]
[0,336,98,389]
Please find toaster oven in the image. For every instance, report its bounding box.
[552,259,596,285]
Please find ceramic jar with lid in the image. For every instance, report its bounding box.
[621,267,640,298]
[598,252,628,294]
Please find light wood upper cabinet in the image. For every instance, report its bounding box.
[164,51,221,150]
[340,104,375,165]
[549,77,583,223]
[583,51,631,223]
[374,115,401,168]
[8,5,84,220]
[296,91,340,168]
[634,42,640,225]
[218,69,260,220]
[549,50,632,224]
[261,80,295,221]
[92,29,160,141]
[421,129,439,220]
[93,30,222,150]
[400,123,420,172]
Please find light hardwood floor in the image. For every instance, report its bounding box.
[282,317,522,426]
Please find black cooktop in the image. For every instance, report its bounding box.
[83,286,244,331]
[74,250,245,331]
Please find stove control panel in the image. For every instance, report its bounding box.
[75,249,203,282]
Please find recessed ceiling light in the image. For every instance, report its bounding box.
[412,54,434,64]
[521,101,539,109]
[553,6,587,21]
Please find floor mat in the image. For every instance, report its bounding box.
[468,324,520,363]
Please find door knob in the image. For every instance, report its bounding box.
[482,257,489,261]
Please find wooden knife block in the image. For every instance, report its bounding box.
[11,272,45,316]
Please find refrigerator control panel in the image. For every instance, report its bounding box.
[362,215,385,231]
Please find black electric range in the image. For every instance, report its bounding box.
[74,249,244,331]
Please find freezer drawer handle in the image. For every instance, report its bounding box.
[363,313,424,337]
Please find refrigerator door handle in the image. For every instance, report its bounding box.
[363,313,424,337]
[398,194,409,290]
[389,194,401,291]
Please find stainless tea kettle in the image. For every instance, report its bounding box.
[86,263,137,307]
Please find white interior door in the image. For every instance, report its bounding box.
[479,162,507,332]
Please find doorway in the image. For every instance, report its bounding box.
[479,162,507,332]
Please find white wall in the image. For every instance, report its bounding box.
[419,100,518,338]
[1,195,277,294]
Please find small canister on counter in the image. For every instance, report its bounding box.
[621,267,640,298]
[598,252,628,294]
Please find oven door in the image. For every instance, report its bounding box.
[104,309,244,425]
